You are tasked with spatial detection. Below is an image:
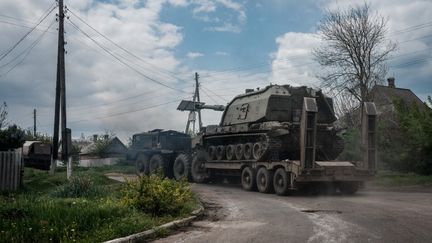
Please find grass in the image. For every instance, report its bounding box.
[374,171,432,187]
[0,166,197,243]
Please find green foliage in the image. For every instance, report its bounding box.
[374,171,432,187]
[391,99,432,175]
[87,132,115,157]
[1,168,197,242]
[52,175,105,198]
[122,174,195,216]
[0,124,26,151]
[337,128,362,161]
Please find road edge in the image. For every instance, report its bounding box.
[104,202,204,243]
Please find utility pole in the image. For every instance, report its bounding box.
[51,0,68,175]
[33,109,36,137]
[195,72,203,132]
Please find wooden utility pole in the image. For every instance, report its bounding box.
[195,72,202,132]
[51,0,67,174]
[33,109,36,137]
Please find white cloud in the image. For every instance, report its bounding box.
[215,51,230,56]
[186,52,204,59]
[271,0,432,96]
[205,22,241,33]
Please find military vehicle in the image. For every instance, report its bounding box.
[22,141,52,170]
[127,129,192,180]
[189,84,377,195]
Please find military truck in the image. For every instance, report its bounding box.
[22,141,52,170]
[127,129,192,180]
[189,85,377,195]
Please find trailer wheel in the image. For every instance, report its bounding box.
[241,167,257,191]
[135,153,149,176]
[338,182,359,195]
[273,168,289,196]
[256,167,274,193]
[226,145,235,160]
[149,154,165,175]
[244,143,253,160]
[191,156,208,183]
[173,153,192,181]
[235,144,245,160]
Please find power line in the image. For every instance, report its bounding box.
[0,3,56,62]
[0,20,56,77]
[67,18,187,93]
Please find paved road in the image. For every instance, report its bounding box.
[153,183,432,243]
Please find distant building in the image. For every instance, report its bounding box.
[370,77,428,114]
[79,135,127,167]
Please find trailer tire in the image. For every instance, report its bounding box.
[273,168,289,196]
[149,154,165,175]
[191,156,208,183]
[135,153,149,176]
[256,167,273,193]
[173,153,192,181]
[338,182,359,194]
[241,167,257,191]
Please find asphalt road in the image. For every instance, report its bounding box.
[153,183,432,243]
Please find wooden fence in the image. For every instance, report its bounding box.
[0,150,22,191]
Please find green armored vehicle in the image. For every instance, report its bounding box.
[128,129,192,180]
[190,84,377,195]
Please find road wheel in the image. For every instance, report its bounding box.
[191,154,208,183]
[241,167,257,191]
[273,168,289,196]
[226,145,235,160]
[207,146,217,160]
[173,153,192,180]
[135,153,149,176]
[256,167,274,193]
[244,143,253,160]
[338,182,359,194]
[252,142,263,160]
[216,145,225,160]
[149,154,165,175]
[235,144,245,160]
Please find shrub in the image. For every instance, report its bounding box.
[52,175,104,198]
[122,174,194,216]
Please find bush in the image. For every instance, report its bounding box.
[122,174,194,216]
[52,175,104,198]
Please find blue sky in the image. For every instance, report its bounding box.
[0,0,431,141]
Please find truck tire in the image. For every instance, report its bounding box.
[338,182,359,194]
[173,153,192,181]
[241,167,257,191]
[256,167,274,193]
[135,153,149,176]
[273,168,289,196]
[149,154,165,175]
[191,156,208,183]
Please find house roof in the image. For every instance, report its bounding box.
[370,85,426,109]
[80,137,127,155]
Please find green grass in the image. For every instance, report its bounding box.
[0,167,197,243]
[374,171,432,187]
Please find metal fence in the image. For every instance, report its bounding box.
[0,150,22,191]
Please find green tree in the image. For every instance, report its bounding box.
[0,124,26,151]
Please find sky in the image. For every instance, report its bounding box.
[0,0,431,142]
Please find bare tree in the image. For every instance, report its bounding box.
[314,3,396,103]
[0,102,7,130]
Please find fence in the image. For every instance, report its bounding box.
[0,150,22,191]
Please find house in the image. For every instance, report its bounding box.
[79,135,127,167]
[370,77,428,114]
